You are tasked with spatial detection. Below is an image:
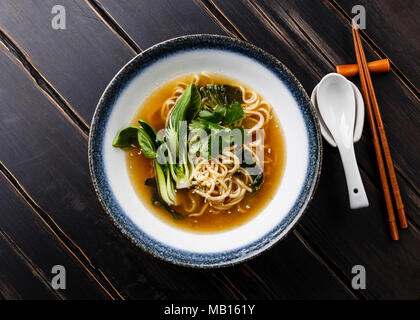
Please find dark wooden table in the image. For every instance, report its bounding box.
[0,0,418,300]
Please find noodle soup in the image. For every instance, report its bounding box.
[124,73,285,233]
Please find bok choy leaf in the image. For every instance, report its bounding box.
[112,126,140,148]
[112,122,177,206]
[137,128,156,159]
[166,84,201,189]
[145,178,185,220]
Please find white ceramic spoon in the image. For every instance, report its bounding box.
[311,78,364,147]
[317,73,369,209]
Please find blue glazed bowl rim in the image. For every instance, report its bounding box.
[88,34,322,268]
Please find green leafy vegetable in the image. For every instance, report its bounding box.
[199,119,225,131]
[200,85,243,108]
[198,99,244,126]
[238,148,264,192]
[189,120,246,158]
[251,172,264,192]
[169,84,201,130]
[137,128,156,159]
[189,119,207,132]
[113,122,177,206]
[145,178,184,220]
[154,161,177,206]
[189,119,227,132]
[139,125,177,205]
[199,105,226,123]
[232,126,246,145]
[138,120,157,144]
[224,102,244,125]
[112,126,139,148]
[166,84,201,189]
[208,128,233,157]
[187,85,202,123]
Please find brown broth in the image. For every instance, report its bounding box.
[126,73,286,233]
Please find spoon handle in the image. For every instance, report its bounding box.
[337,143,369,209]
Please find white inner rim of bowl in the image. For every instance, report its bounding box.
[103,49,309,253]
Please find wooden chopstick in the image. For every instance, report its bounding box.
[352,22,408,230]
[351,20,401,240]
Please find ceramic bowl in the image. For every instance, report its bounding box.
[89,35,322,267]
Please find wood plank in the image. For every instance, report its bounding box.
[208,0,420,299]
[0,231,58,299]
[95,0,226,47]
[0,173,110,299]
[334,0,420,89]
[0,1,354,299]
[0,0,134,124]
[301,144,420,299]
[222,232,355,299]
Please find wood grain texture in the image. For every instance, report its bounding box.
[0,231,58,300]
[334,0,420,89]
[300,145,420,299]
[95,0,225,47]
[222,232,355,299]
[208,0,420,299]
[0,0,355,299]
[0,172,110,299]
[0,0,134,124]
